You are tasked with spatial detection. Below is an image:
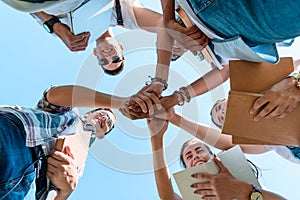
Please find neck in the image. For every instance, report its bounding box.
[96,30,112,45]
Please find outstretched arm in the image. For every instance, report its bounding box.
[167,110,269,154]
[134,6,173,96]
[159,64,229,110]
[31,11,90,52]
[46,85,160,112]
[148,118,182,200]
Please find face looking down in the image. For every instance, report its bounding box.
[182,140,213,168]
[85,109,116,139]
[94,37,124,73]
[211,99,227,128]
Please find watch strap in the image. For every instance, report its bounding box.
[43,16,60,33]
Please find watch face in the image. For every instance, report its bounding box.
[251,192,263,200]
[43,23,51,33]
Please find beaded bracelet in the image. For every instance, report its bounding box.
[179,87,191,103]
[145,76,168,91]
[173,90,185,106]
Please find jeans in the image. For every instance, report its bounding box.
[0,113,36,200]
[188,0,300,44]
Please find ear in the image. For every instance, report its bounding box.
[93,48,97,56]
[119,43,124,51]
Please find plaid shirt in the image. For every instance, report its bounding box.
[0,86,79,147]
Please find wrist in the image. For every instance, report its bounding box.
[146,76,168,91]
[151,136,164,150]
[161,95,179,110]
[55,190,72,200]
[43,16,61,34]
[52,22,63,35]
[151,81,164,92]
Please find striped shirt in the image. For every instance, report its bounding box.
[0,86,79,147]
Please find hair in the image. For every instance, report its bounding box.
[86,108,116,135]
[179,139,213,168]
[98,56,125,76]
[210,98,226,129]
[171,54,182,62]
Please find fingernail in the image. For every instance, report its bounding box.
[249,110,254,115]
[254,117,259,122]
[190,184,195,188]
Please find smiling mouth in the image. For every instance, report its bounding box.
[193,160,206,166]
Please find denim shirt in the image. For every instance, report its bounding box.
[185,0,300,64]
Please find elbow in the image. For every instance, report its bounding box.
[221,64,230,81]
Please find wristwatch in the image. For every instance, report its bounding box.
[43,16,60,33]
[250,185,263,200]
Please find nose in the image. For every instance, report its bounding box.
[193,154,199,160]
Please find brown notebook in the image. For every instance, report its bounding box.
[221,57,300,145]
[55,131,92,168]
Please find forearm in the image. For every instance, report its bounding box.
[188,65,229,98]
[169,113,234,150]
[155,29,173,82]
[160,0,175,24]
[31,11,54,22]
[151,136,179,200]
[46,85,126,109]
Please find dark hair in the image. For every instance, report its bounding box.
[247,159,261,179]
[86,108,116,135]
[99,56,125,76]
[171,54,182,62]
[179,139,213,168]
[210,99,226,129]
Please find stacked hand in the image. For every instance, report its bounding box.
[120,84,178,120]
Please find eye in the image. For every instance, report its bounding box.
[218,104,222,111]
[186,155,192,160]
[107,119,113,128]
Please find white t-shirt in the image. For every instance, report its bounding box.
[266,145,300,165]
[44,0,85,16]
[110,0,142,30]
[44,0,141,30]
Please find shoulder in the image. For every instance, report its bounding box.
[36,86,72,114]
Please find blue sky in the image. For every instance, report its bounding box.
[1,1,300,199]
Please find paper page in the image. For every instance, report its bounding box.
[56,122,92,168]
[173,146,259,200]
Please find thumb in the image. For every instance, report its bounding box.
[146,118,151,125]
[64,145,75,160]
[213,155,230,174]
